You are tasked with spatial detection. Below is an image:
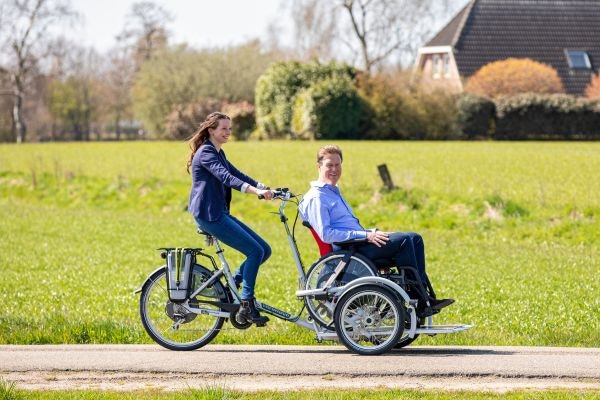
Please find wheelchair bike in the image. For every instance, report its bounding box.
[135,188,471,355]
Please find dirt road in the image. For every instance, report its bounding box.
[1,344,599,392]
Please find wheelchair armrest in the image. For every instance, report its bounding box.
[333,238,368,247]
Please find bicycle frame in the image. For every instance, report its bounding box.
[181,190,329,335]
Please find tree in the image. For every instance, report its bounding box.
[0,0,77,143]
[465,58,565,98]
[45,40,103,141]
[100,43,136,140]
[47,76,98,140]
[132,42,279,138]
[287,0,453,73]
[585,72,600,99]
[289,0,337,61]
[118,1,172,71]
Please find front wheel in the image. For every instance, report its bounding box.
[139,264,228,351]
[334,285,404,355]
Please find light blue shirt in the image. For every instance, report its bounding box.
[298,181,370,245]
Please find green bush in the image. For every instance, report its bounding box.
[255,61,356,138]
[456,93,496,139]
[291,76,363,140]
[495,93,600,140]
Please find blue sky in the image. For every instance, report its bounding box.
[72,0,287,52]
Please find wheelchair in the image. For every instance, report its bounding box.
[302,221,446,349]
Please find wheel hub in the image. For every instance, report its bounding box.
[165,300,197,323]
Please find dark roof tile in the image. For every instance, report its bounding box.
[426,0,600,94]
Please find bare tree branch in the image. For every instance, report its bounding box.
[0,0,77,142]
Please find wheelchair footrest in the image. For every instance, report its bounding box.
[415,324,473,336]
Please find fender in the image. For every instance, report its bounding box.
[330,276,411,303]
[133,265,165,295]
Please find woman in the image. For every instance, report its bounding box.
[187,112,272,326]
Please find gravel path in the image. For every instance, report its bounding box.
[1,344,599,392]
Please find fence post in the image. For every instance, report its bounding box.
[377,164,395,190]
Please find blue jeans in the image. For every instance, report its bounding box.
[194,214,271,300]
[356,232,433,297]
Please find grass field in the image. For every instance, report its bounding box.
[1,380,599,400]
[0,141,598,347]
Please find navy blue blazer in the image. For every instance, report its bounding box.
[188,140,258,222]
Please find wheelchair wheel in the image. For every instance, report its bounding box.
[140,264,228,351]
[334,284,404,355]
[305,252,377,328]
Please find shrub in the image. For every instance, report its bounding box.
[495,93,600,140]
[585,72,600,99]
[456,93,496,139]
[416,88,460,140]
[254,61,356,138]
[465,58,565,98]
[357,72,423,139]
[291,76,363,140]
[164,98,223,140]
[357,72,460,140]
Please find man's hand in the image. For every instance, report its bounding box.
[367,229,389,247]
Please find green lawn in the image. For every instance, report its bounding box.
[2,384,599,400]
[0,141,598,346]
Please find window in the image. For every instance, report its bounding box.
[443,53,451,78]
[432,54,440,78]
[565,49,592,69]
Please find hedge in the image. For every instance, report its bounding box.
[456,93,496,139]
[495,93,600,140]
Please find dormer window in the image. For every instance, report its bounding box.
[443,53,451,78]
[432,54,441,78]
[565,49,592,69]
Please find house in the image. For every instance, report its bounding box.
[415,0,600,95]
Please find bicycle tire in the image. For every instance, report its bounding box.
[140,264,228,351]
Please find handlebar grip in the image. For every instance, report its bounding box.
[257,187,291,200]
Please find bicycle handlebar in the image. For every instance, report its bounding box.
[258,187,295,200]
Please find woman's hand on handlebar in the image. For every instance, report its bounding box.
[256,188,274,200]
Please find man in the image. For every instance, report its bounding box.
[298,144,454,315]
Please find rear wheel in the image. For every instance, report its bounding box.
[140,264,228,351]
[334,285,404,355]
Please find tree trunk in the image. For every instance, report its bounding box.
[115,113,121,141]
[12,94,26,143]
